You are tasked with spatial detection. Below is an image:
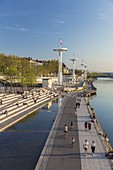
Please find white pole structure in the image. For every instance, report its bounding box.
[53,39,68,85]
[81,60,84,73]
[84,64,87,81]
[81,60,85,81]
[70,54,79,83]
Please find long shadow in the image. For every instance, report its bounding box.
[80,152,108,160]
[77,115,90,119]
[42,152,81,158]
[53,143,72,148]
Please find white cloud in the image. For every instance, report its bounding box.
[96,12,107,20]
[0,12,28,17]
[0,25,62,35]
[4,25,28,32]
[57,20,64,24]
[53,19,65,28]
[56,19,65,24]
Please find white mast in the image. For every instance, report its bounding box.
[53,39,68,85]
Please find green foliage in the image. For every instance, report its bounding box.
[37,59,58,76]
[0,54,37,91]
[0,54,60,89]
[87,72,103,78]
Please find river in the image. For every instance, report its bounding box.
[90,78,113,148]
[0,98,63,170]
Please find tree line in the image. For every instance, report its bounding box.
[0,53,61,90]
[0,53,102,92]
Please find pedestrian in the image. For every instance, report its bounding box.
[64,124,68,138]
[16,101,19,107]
[88,122,91,131]
[84,121,87,130]
[34,99,37,103]
[0,99,2,105]
[91,140,96,155]
[105,147,113,156]
[71,121,74,129]
[76,102,78,109]
[83,139,89,156]
[75,106,77,112]
[71,137,75,147]
[104,133,107,139]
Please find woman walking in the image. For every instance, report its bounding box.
[91,140,96,155]
[83,139,89,156]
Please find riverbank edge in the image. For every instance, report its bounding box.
[85,80,113,166]
[86,80,113,150]
[86,96,113,167]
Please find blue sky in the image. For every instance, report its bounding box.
[0,0,113,72]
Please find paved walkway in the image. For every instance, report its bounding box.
[77,96,112,170]
[35,93,112,170]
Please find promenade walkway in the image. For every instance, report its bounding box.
[35,92,112,170]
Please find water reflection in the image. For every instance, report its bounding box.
[42,101,52,109]
[0,98,59,170]
[58,96,63,109]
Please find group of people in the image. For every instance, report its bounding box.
[83,120,97,156]
[64,122,76,147]
[84,121,92,131]
[83,139,96,156]
[63,96,97,156]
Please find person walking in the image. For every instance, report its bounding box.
[83,139,89,156]
[88,121,91,131]
[0,99,2,105]
[71,121,74,129]
[84,121,87,131]
[64,124,68,138]
[91,140,96,155]
[71,137,75,147]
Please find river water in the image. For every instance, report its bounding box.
[90,78,113,148]
[0,98,63,170]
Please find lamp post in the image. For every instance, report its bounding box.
[70,54,79,83]
[53,39,68,86]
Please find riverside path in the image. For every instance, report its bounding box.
[35,92,112,170]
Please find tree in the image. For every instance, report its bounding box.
[0,53,7,75]
[19,58,37,90]
[4,55,19,92]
